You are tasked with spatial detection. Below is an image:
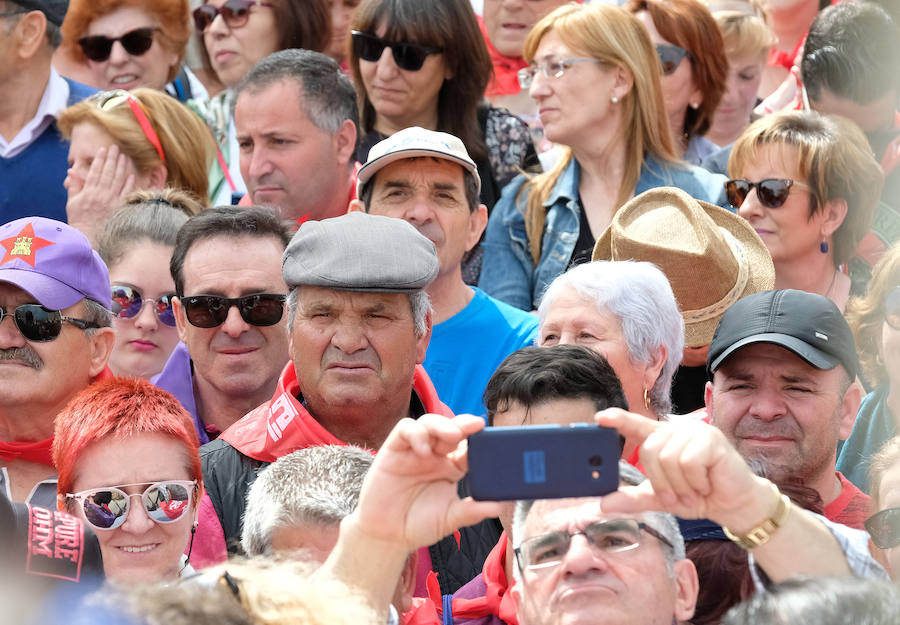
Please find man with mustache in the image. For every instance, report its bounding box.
[704,289,869,528]
[197,212,502,596]
[351,127,538,415]
[0,217,114,504]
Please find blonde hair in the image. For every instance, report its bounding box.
[57,88,215,205]
[714,10,775,60]
[846,241,900,387]
[520,3,677,265]
[728,111,883,267]
[870,436,900,511]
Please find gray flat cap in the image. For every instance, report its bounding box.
[283,212,439,293]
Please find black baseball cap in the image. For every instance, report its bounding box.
[707,289,858,379]
[8,0,68,27]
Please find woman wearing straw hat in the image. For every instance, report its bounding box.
[591,186,774,414]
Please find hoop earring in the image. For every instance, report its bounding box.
[643,387,652,410]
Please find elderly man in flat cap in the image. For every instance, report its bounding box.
[195,212,501,595]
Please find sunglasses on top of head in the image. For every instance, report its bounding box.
[351,30,442,72]
[0,304,99,342]
[192,0,274,33]
[180,293,286,328]
[78,27,156,63]
[65,480,197,531]
[111,285,176,327]
[724,178,811,210]
[866,506,900,549]
[655,43,690,76]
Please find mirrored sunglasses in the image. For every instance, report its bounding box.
[351,30,442,72]
[66,480,197,531]
[111,285,176,327]
[0,304,99,342]
[655,43,690,76]
[180,293,286,328]
[78,27,155,62]
[192,0,274,33]
[866,506,900,549]
[724,178,809,210]
[90,89,165,163]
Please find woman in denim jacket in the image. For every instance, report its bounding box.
[480,3,728,311]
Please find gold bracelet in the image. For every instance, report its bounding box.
[722,481,792,550]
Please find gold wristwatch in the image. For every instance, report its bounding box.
[722,481,792,550]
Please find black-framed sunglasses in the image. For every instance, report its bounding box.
[885,287,900,331]
[180,293,286,328]
[192,0,274,33]
[78,27,156,62]
[724,178,810,210]
[866,506,900,549]
[514,518,674,571]
[65,480,197,531]
[0,304,99,342]
[351,30,442,72]
[111,285,176,327]
[655,43,690,76]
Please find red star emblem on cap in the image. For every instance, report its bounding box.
[0,223,55,268]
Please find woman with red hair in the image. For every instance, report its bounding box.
[53,378,202,583]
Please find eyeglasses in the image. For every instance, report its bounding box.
[111,285,176,327]
[514,518,674,571]
[724,178,810,209]
[0,304,100,342]
[192,0,274,33]
[884,287,900,331]
[655,43,690,76]
[65,480,197,531]
[78,27,156,62]
[90,90,166,163]
[517,57,601,90]
[866,507,900,549]
[180,293,286,328]
[351,31,442,72]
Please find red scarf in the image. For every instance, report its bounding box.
[479,16,528,98]
[0,367,115,467]
[428,532,519,625]
[221,362,451,462]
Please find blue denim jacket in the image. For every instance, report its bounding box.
[480,154,730,311]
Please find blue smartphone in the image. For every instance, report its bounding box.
[466,424,622,501]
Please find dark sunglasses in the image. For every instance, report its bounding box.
[866,506,900,549]
[724,178,810,210]
[65,480,196,531]
[192,0,274,33]
[0,304,99,342]
[351,30,442,72]
[111,285,176,327]
[885,287,900,331]
[655,43,690,76]
[180,293,286,328]
[78,27,155,63]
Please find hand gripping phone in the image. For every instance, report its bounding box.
[466,424,621,501]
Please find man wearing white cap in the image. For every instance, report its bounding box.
[352,127,538,416]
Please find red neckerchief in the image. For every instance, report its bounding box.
[478,16,528,98]
[402,597,441,625]
[767,38,804,72]
[0,367,115,467]
[220,362,452,462]
[428,532,519,625]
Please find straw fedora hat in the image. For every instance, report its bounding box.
[592,187,774,347]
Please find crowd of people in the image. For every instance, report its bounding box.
[2,0,900,623]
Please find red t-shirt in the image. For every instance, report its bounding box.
[823,472,871,530]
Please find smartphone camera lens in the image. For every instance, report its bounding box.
[589,455,604,467]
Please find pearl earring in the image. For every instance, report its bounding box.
[611,95,619,103]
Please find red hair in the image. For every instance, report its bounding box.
[53,378,201,501]
[61,0,190,83]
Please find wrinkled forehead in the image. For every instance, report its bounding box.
[524,498,646,538]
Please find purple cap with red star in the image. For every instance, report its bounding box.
[0,218,110,310]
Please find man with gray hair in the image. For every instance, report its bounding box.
[197,212,502,595]
[233,49,359,222]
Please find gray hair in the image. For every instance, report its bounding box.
[511,461,685,584]
[241,445,374,557]
[287,287,431,337]
[81,298,114,335]
[537,261,685,415]
[233,49,359,138]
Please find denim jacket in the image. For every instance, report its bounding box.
[480,154,729,311]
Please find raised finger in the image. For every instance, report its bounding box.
[594,408,659,448]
